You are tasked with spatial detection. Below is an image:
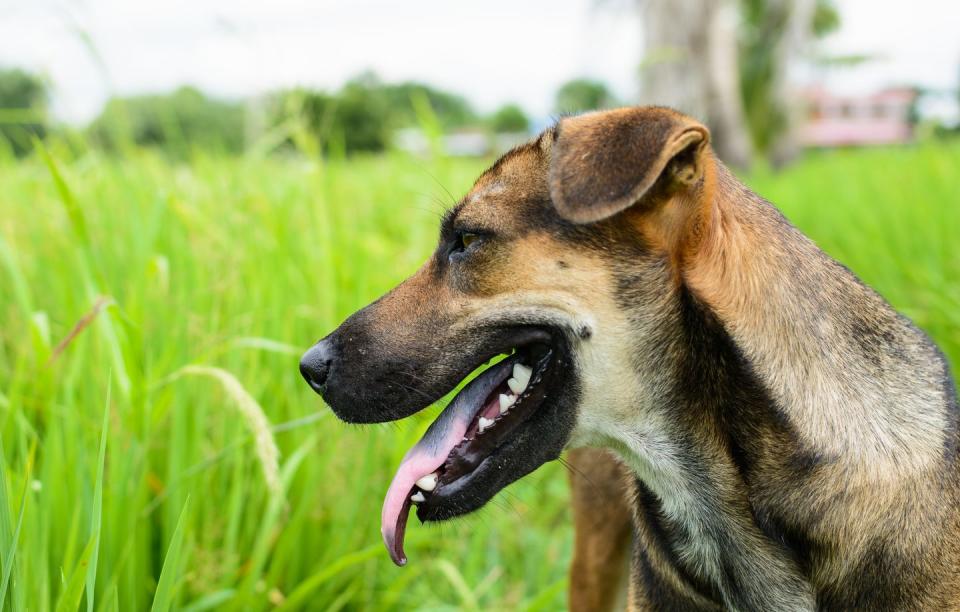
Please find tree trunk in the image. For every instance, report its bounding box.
[766,0,816,168]
[639,0,753,169]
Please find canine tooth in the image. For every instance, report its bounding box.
[415,473,438,492]
[499,393,516,414]
[507,376,528,395]
[512,363,532,386]
[478,416,494,432]
[410,491,426,503]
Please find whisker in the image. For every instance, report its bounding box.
[386,379,436,403]
[558,454,600,490]
[415,165,459,206]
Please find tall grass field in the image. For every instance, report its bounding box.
[0,141,958,610]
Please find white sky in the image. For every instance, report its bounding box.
[1,0,958,124]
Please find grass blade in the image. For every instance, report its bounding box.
[35,139,92,252]
[167,365,281,495]
[522,578,566,612]
[0,442,32,609]
[55,537,96,612]
[181,589,235,612]
[433,559,479,611]
[0,233,33,316]
[276,544,382,611]
[86,375,111,612]
[151,497,191,612]
[0,436,15,609]
[229,337,303,356]
[233,437,315,607]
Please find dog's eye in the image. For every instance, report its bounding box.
[461,233,479,248]
[450,231,482,260]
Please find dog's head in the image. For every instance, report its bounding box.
[300,106,713,564]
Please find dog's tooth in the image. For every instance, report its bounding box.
[415,473,438,492]
[410,491,426,503]
[499,393,516,414]
[512,363,532,387]
[507,376,528,395]
[478,416,494,432]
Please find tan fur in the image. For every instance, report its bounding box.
[568,448,632,612]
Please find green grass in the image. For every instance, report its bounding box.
[0,141,958,610]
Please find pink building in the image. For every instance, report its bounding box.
[800,87,917,147]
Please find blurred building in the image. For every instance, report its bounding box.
[800,86,918,147]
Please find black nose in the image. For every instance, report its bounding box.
[300,340,333,395]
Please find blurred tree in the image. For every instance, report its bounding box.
[639,0,754,168]
[268,73,477,155]
[739,0,840,166]
[334,73,391,152]
[0,67,48,156]
[88,86,244,156]
[811,0,840,37]
[269,75,389,154]
[382,82,476,129]
[636,0,840,168]
[489,104,530,133]
[271,88,339,155]
[554,79,617,114]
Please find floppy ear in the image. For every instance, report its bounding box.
[548,107,711,224]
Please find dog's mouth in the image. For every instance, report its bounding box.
[380,339,563,566]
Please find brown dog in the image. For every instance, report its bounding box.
[301,106,960,610]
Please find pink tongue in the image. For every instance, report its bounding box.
[380,358,515,566]
[380,414,471,565]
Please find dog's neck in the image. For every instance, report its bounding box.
[592,280,819,610]
[580,159,954,609]
[682,162,948,474]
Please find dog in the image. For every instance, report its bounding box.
[300,106,960,610]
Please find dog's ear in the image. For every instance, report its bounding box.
[549,107,710,224]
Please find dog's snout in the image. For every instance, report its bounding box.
[300,340,334,395]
